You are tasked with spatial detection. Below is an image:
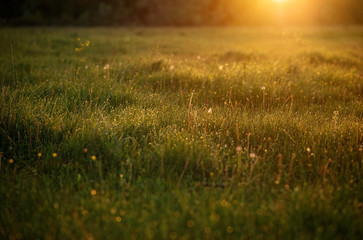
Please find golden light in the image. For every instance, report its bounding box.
[273,0,287,2]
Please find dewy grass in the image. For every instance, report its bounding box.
[0,27,362,239]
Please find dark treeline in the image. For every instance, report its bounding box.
[1,0,363,26]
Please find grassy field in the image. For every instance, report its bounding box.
[0,27,362,239]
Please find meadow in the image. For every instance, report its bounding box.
[0,27,362,239]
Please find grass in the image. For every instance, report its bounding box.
[0,26,362,240]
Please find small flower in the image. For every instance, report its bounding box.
[187,220,195,227]
[306,148,311,153]
[91,155,97,161]
[236,146,242,152]
[52,153,57,158]
[115,216,122,222]
[249,153,256,158]
[9,159,14,164]
[83,148,88,153]
[91,189,97,195]
[120,174,124,178]
[261,86,265,90]
[210,172,214,177]
[208,108,212,114]
[204,227,211,234]
[104,64,110,70]
[38,153,42,157]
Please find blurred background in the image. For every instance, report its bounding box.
[1,0,363,26]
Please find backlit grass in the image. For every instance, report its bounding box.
[0,27,362,239]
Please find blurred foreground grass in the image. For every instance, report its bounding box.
[0,27,362,239]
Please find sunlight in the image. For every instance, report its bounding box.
[273,0,287,2]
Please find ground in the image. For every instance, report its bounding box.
[0,27,362,239]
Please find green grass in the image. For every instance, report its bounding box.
[0,26,362,240]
